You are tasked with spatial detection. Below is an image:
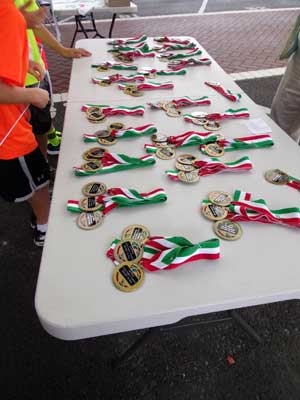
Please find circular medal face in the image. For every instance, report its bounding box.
[114,239,143,263]
[204,143,224,157]
[112,262,144,292]
[177,154,197,165]
[94,129,111,138]
[121,224,150,244]
[178,169,200,183]
[156,146,176,160]
[201,203,228,221]
[264,169,290,185]
[76,211,104,230]
[152,133,168,143]
[82,182,107,197]
[86,107,105,121]
[96,65,109,72]
[166,108,182,118]
[175,161,196,172]
[85,147,107,160]
[98,136,117,145]
[155,141,169,148]
[99,80,112,87]
[130,89,144,97]
[213,219,242,241]
[79,196,101,212]
[208,191,232,207]
[158,101,171,111]
[191,117,208,126]
[81,160,102,172]
[192,112,208,119]
[144,72,157,79]
[204,121,221,131]
[108,122,125,132]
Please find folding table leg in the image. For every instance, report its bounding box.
[230,310,263,343]
[109,13,117,38]
[112,327,158,368]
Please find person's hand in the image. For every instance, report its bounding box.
[28,88,49,109]
[20,0,47,29]
[59,47,92,59]
[28,60,45,81]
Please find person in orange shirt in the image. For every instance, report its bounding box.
[0,0,50,247]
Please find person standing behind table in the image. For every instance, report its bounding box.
[15,0,92,157]
[271,15,300,144]
[0,0,51,247]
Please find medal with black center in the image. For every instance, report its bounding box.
[201,203,228,221]
[204,120,221,131]
[86,147,107,159]
[264,169,290,185]
[121,224,150,244]
[208,191,232,207]
[82,182,107,197]
[213,219,242,241]
[175,161,195,172]
[76,211,104,230]
[81,160,102,172]
[178,169,199,183]
[112,262,144,292]
[114,239,143,263]
[79,196,102,212]
[156,146,176,160]
[108,122,125,132]
[203,142,224,157]
[98,135,117,145]
[177,154,197,165]
[94,129,111,138]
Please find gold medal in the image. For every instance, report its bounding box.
[166,108,182,118]
[204,121,221,131]
[201,203,228,221]
[152,133,168,144]
[175,161,195,172]
[98,80,112,87]
[129,89,144,97]
[98,136,117,145]
[94,129,111,138]
[112,262,144,292]
[177,154,197,165]
[81,160,102,172]
[76,211,104,230]
[144,72,156,79]
[203,143,224,157]
[79,196,102,212]
[191,117,208,126]
[96,65,109,72]
[156,146,176,160]
[84,147,107,160]
[82,182,107,197]
[213,219,242,241]
[121,224,150,244]
[108,122,125,132]
[208,191,232,207]
[264,169,290,185]
[114,239,143,263]
[178,169,199,183]
[86,106,106,122]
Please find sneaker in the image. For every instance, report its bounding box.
[30,212,37,229]
[54,129,62,137]
[47,132,61,155]
[34,227,46,247]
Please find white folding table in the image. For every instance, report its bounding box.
[35,37,300,343]
[46,0,138,42]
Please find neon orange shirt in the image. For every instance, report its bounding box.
[0,0,37,160]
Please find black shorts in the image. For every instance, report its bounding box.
[28,74,52,136]
[0,147,50,202]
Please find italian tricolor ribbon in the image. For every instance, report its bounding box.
[166,48,203,60]
[200,134,274,154]
[91,61,138,71]
[83,124,157,142]
[144,143,158,153]
[154,37,192,45]
[81,104,145,116]
[205,81,242,102]
[107,35,148,45]
[107,236,220,271]
[166,156,253,180]
[118,81,174,91]
[224,190,300,228]
[91,73,145,85]
[168,131,220,147]
[117,43,156,58]
[172,96,211,108]
[156,42,196,52]
[73,153,156,176]
[67,187,167,215]
[168,58,212,71]
[286,175,300,191]
[139,68,187,76]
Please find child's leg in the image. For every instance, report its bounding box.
[27,185,50,225]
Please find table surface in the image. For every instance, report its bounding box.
[35,37,300,341]
[52,0,137,15]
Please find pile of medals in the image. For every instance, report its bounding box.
[85,106,107,123]
[201,191,242,241]
[184,111,221,131]
[149,100,182,118]
[83,122,124,146]
[76,182,108,230]
[173,154,200,183]
[151,133,176,160]
[110,225,150,292]
[121,83,144,97]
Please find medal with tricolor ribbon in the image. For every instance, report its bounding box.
[160,48,203,61]
[107,236,220,271]
[155,42,196,52]
[115,43,156,58]
[83,124,157,143]
[73,153,156,176]
[118,81,174,92]
[168,58,212,71]
[184,108,250,126]
[67,187,167,215]
[200,134,274,155]
[154,36,192,45]
[205,81,242,102]
[139,67,187,77]
[91,73,145,85]
[107,35,148,45]
[81,104,145,116]
[148,96,211,111]
[91,61,138,71]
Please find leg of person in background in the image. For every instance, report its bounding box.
[28,185,50,246]
[270,49,300,144]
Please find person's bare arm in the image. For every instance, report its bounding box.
[19,0,46,29]
[0,80,49,109]
[34,25,92,58]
